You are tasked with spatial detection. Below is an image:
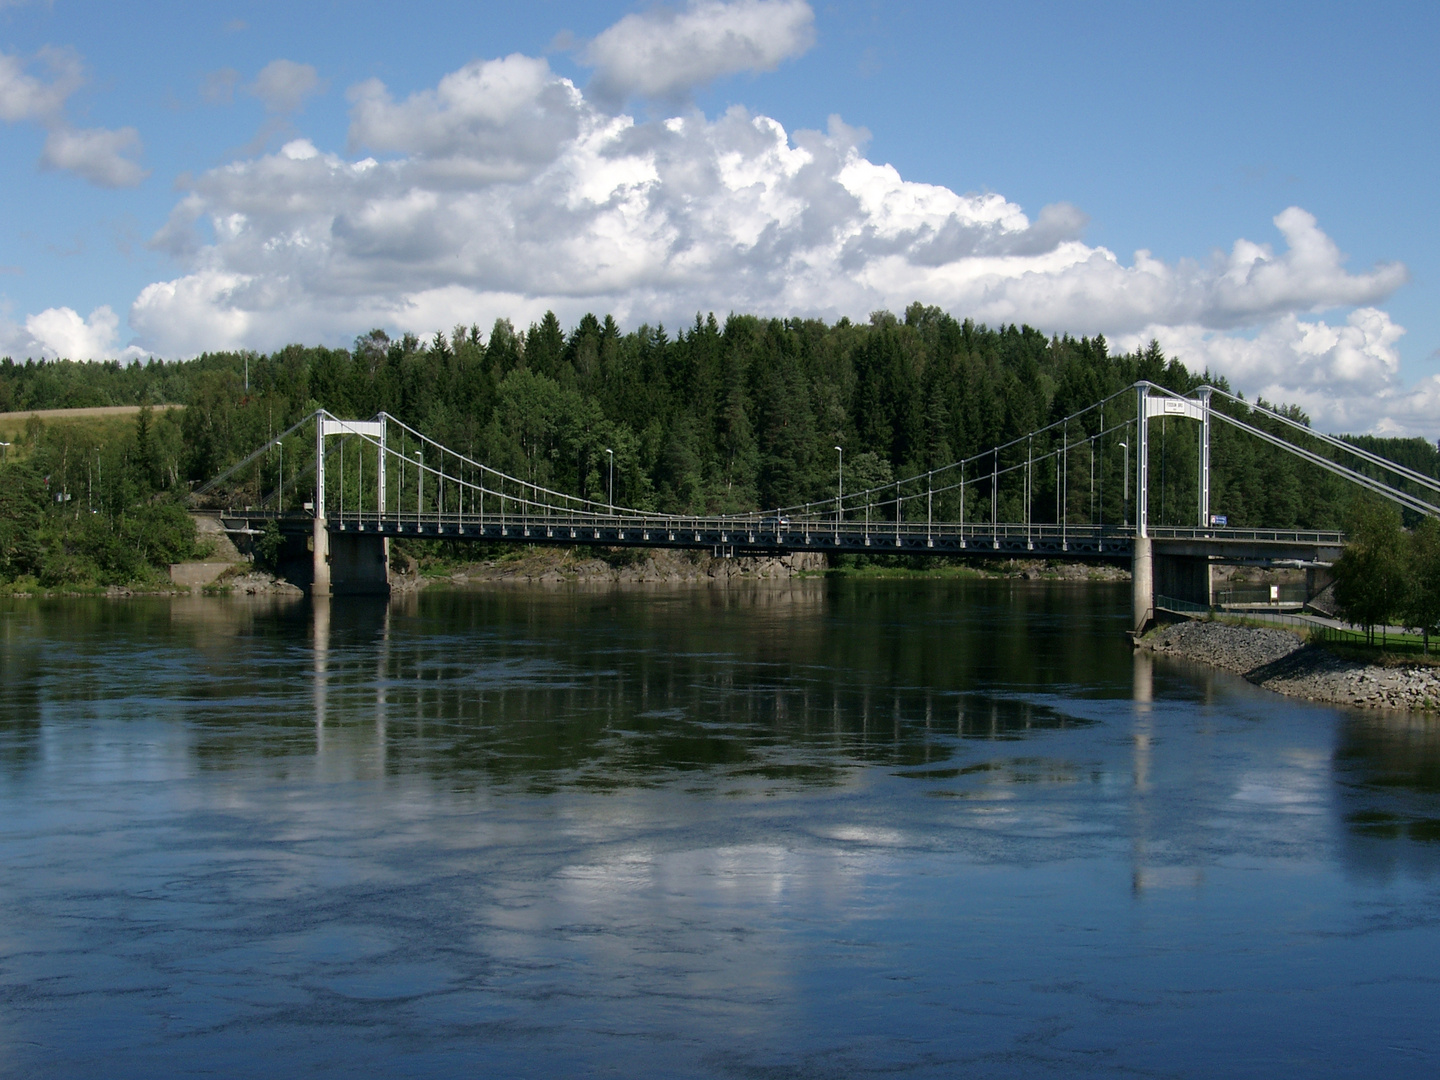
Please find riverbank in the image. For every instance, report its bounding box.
[1138,619,1440,712]
[6,546,1129,596]
[435,546,827,585]
[417,547,1130,587]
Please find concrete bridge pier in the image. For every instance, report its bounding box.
[1132,535,1153,633]
[313,515,331,596]
[327,533,391,596]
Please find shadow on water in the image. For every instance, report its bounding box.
[1335,710,1440,880]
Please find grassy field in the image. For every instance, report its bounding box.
[0,405,183,459]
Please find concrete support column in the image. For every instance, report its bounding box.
[1132,534,1153,633]
[312,515,331,596]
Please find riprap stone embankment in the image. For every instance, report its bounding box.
[1139,619,1440,712]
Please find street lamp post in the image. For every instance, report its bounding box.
[1119,441,1129,527]
[605,448,614,514]
[834,446,843,531]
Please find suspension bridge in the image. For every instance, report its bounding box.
[191,381,1439,631]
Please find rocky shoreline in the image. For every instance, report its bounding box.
[414,549,1131,587]
[7,548,1129,598]
[1138,619,1440,712]
[433,546,828,585]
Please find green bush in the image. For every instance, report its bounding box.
[1405,516,1440,654]
[1333,495,1407,644]
[254,520,283,573]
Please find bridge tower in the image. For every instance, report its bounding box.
[314,415,391,597]
[1132,384,1213,632]
[314,416,330,596]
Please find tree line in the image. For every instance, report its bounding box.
[1,304,1437,589]
[1333,497,1440,651]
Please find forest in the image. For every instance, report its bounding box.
[1,303,1438,590]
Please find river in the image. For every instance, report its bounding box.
[2,580,1438,1077]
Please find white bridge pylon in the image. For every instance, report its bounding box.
[317,417,387,514]
[1137,385,1212,538]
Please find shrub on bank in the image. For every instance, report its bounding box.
[1333,495,1440,651]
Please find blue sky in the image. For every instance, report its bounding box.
[1,0,1436,435]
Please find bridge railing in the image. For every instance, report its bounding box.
[318,511,1127,536]
[223,499,1346,553]
[1146,525,1344,545]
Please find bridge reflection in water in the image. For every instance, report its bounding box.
[285,583,1123,787]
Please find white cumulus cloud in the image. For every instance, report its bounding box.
[347,53,583,181]
[583,0,816,104]
[247,59,322,114]
[1116,307,1431,434]
[41,124,148,188]
[0,46,81,123]
[0,304,147,361]
[0,46,148,188]
[28,35,1399,436]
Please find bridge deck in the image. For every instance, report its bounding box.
[220,511,1343,563]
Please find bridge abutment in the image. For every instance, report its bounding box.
[1133,541,1216,631]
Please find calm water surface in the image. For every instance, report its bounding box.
[2,580,1439,1078]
